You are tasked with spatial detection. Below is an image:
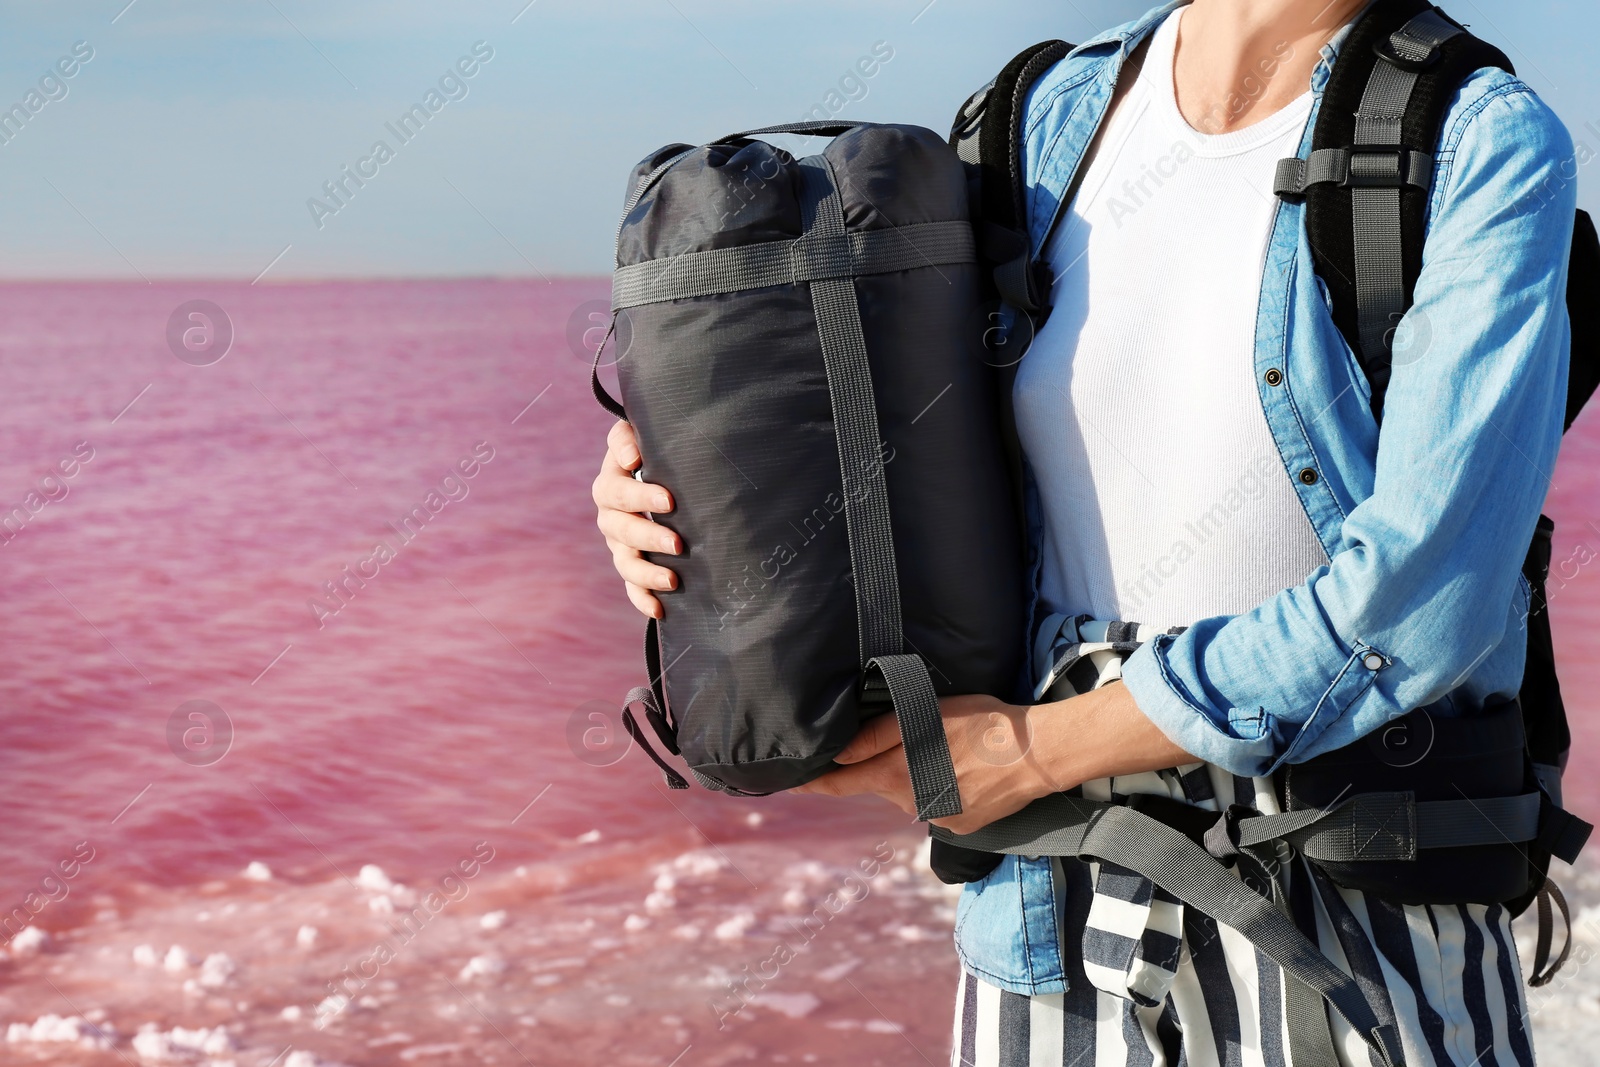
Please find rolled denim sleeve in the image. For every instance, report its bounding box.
[1120,82,1577,778]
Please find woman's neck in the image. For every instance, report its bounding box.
[1173,0,1368,134]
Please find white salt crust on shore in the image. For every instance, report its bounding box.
[1,841,1596,1065]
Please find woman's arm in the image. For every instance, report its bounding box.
[1120,79,1578,779]
[791,683,1194,835]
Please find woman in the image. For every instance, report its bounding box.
[593,0,1577,1063]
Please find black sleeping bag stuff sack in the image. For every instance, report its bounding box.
[594,121,1026,805]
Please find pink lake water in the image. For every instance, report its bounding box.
[0,280,1595,1066]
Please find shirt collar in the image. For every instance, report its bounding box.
[1074,0,1187,54]
[1312,14,1362,94]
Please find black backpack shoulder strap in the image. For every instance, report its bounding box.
[951,39,1075,317]
[1276,4,1600,934]
[1566,209,1600,431]
[948,40,1075,533]
[1273,1,1512,423]
[924,42,1075,890]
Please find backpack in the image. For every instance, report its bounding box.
[594,121,1026,809]
[1266,0,1600,922]
[934,4,1597,1062]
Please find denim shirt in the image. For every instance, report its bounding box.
[955,2,1577,995]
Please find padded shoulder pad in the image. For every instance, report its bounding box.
[951,40,1073,234]
[1304,0,1513,382]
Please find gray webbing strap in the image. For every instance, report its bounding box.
[950,79,992,166]
[1239,791,1541,860]
[799,155,902,663]
[942,790,1543,861]
[611,221,976,310]
[797,155,959,820]
[1287,870,1370,1067]
[1286,972,1344,1067]
[1409,790,1541,849]
[1272,147,1434,198]
[726,120,862,140]
[934,791,1097,854]
[867,653,961,820]
[1351,9,1463,366]
[1268,849,1341,1066]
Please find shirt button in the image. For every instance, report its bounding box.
[1264,368,1283,387]
[1363,652,1385,671]
[1298,467,1319,485]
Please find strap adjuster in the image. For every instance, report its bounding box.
[1371,8,1462,73]
[1372,35,1444,72]
[1345,145,1409,188]
[1273,147,1433,201]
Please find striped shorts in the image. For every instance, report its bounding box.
[951,615,1539,1067]
[950,842,1537,1066]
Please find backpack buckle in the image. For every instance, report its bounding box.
[1344,145,1410,188]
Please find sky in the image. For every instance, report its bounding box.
[0,0,1595,279]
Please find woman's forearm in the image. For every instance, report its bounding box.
[1019,682,1197,796]
[793,684,1201,835]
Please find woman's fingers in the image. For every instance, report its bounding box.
[834,714,903,765]
[595,420,679,622]
[598,508,680,556]
[792,750,916,817]
[592,463,674,516]
[625,581,663,620]
[610,543,678,591]
[607,419,643,470]
[593,423,672,516]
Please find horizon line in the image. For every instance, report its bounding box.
[0,273,610,284]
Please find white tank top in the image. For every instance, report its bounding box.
[1013,8,1330,629]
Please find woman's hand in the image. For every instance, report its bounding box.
[791,694,1066,835]
[791,683,1194,835]
[592,420,681,619]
